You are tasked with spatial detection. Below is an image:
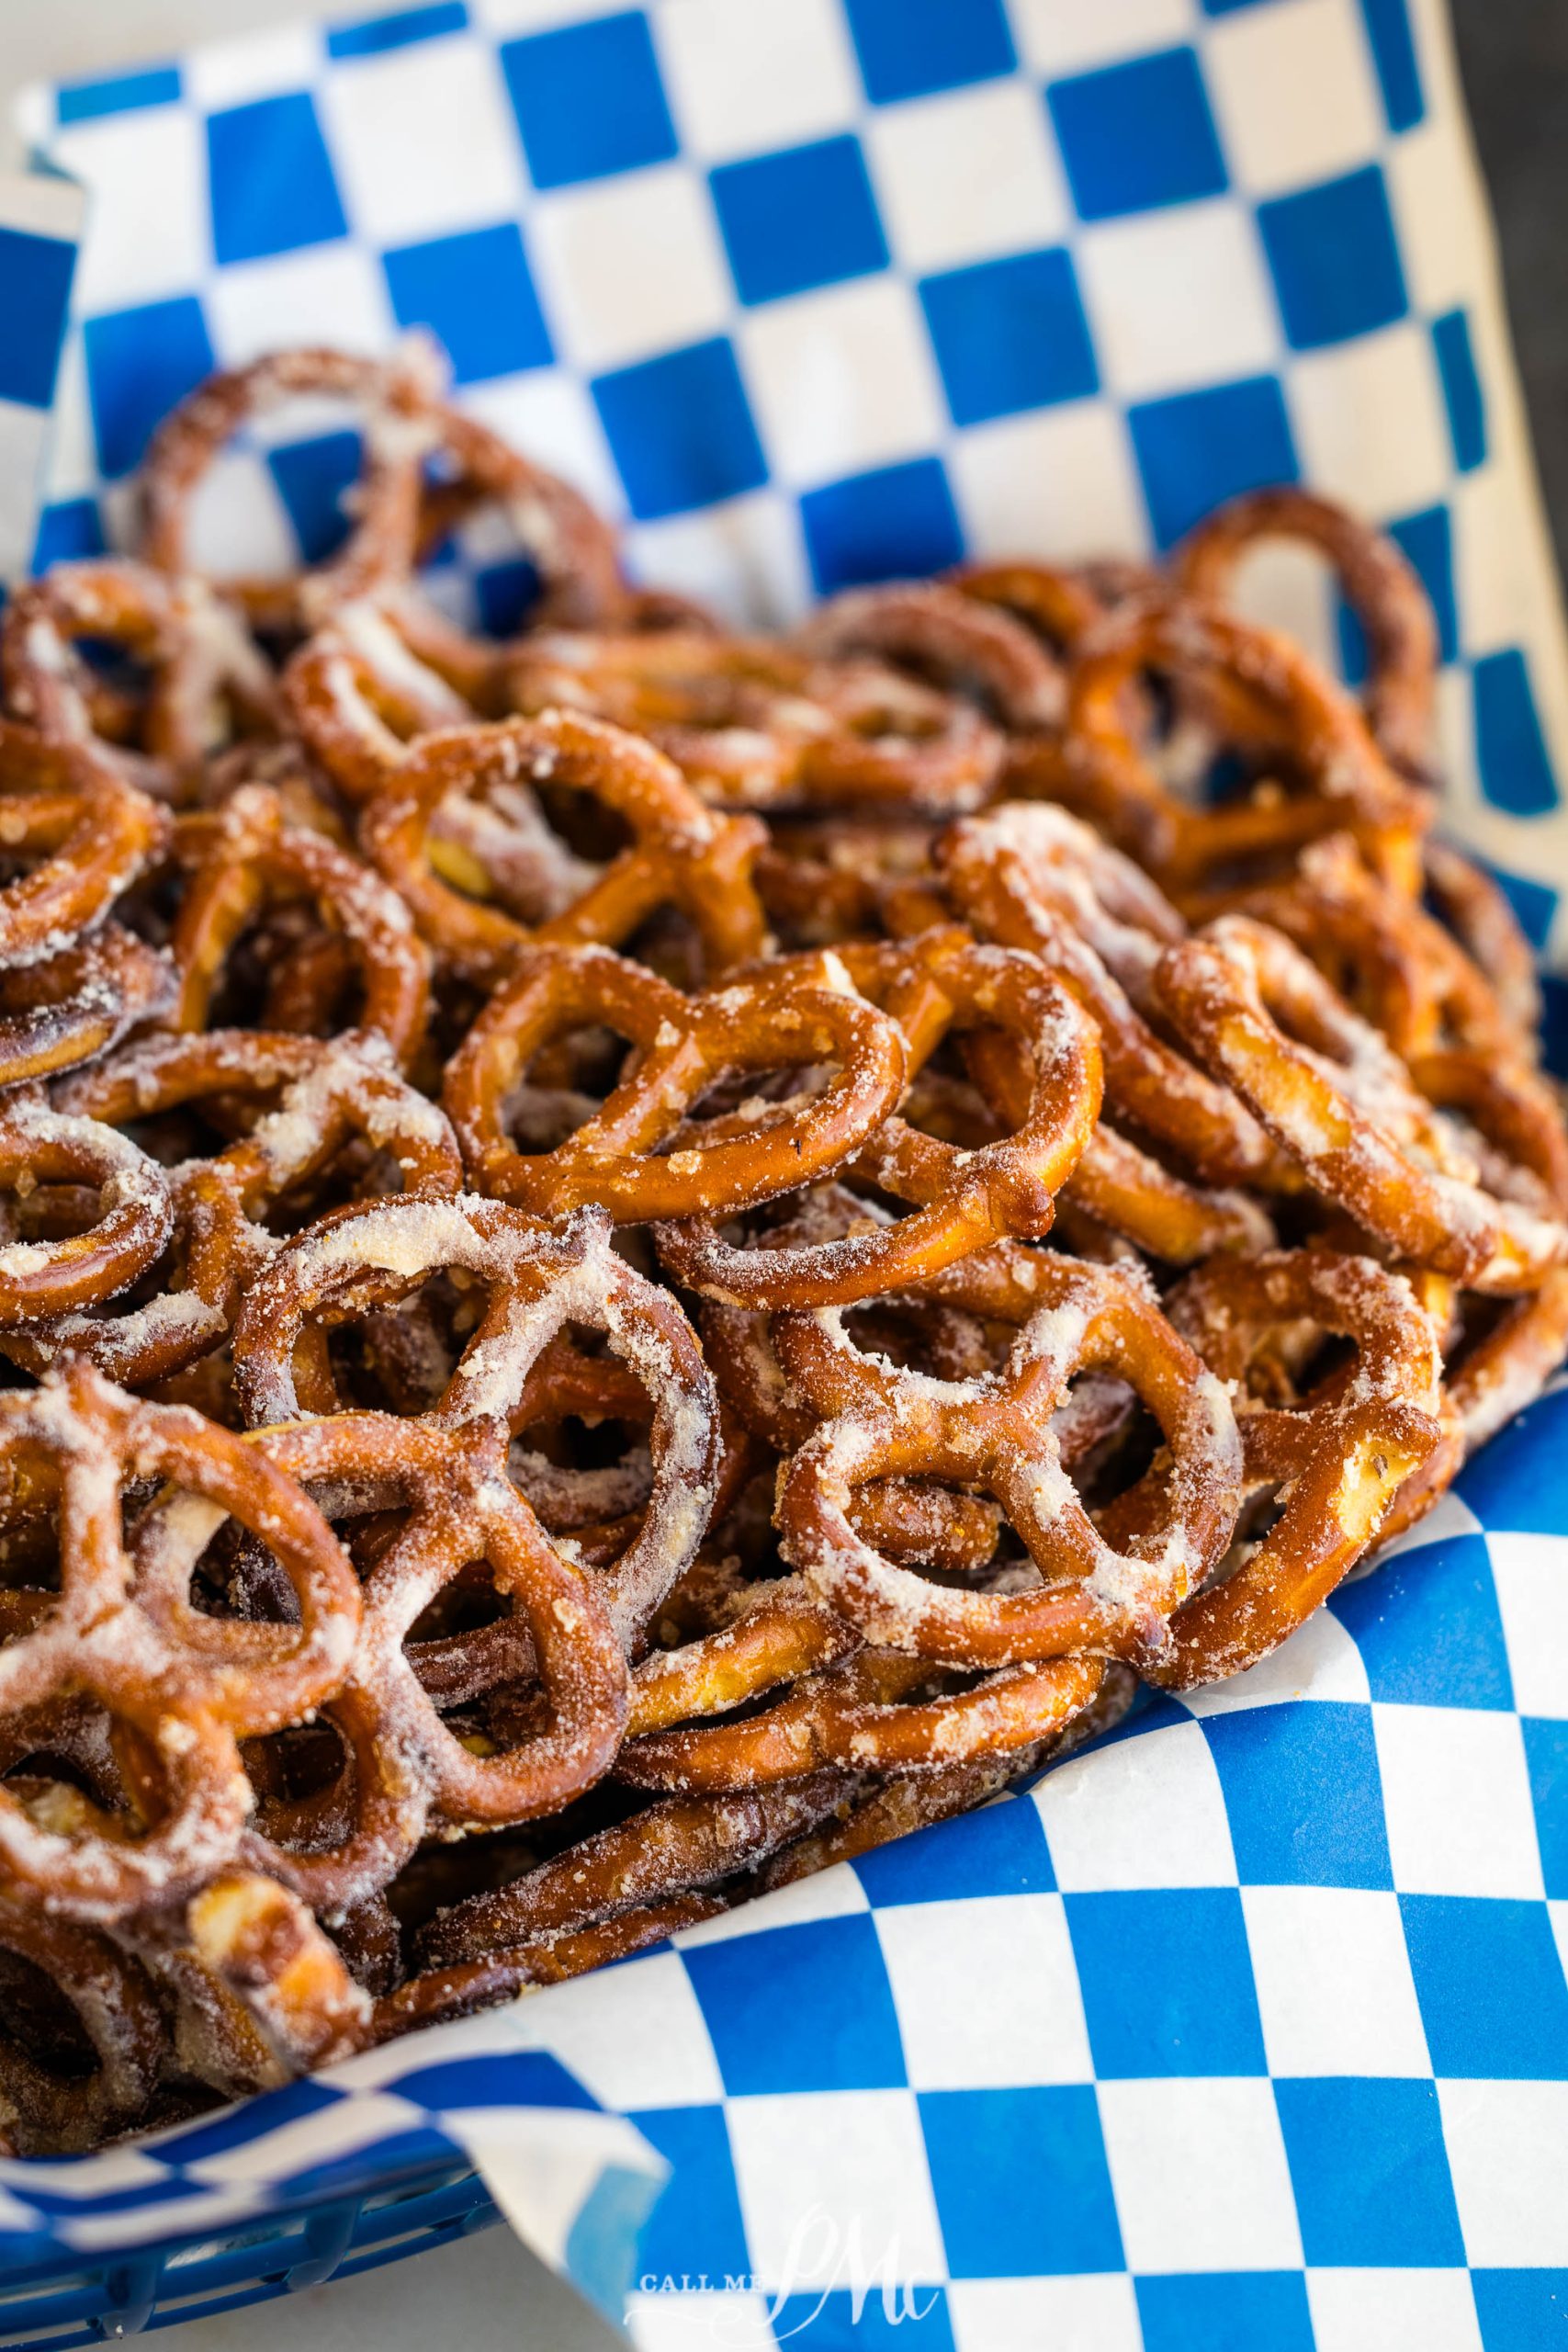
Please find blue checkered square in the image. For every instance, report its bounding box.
[1329,1530,1510,1709]
[842,0,1015,106]
[1402,1898,1568,2077]
[853,1792,1054,1906]
[83,295,215,479]
[1472,649,1560,818]
[1337,504,1459,681]
[1135,2273,1315,2352]
[0,227,76,412]
[710,138,887,307]
[265,429,361,564]
[800,457,963,594]
[1522,1719,1568,1899]
[1203,1704,1393,1889]
[1047,49,1227,224]
[919,249,1097,428]
[1276,2078,1464,2265]
[920,2087,1122,2276]
[473,558,540,638]
[628,2107,748,2283]
[1361,0,1425,132]
[383,224,551,383]
[56,64,183,125]
[1067,1892,1267,2076]
[1472,2272,1568,2351]
[1128,375,1297,549]
[207,94,348,267]
[682,1917,907,2095]
[1459,1391,1568,1525]
[326,4,468,60]
[30,496,107,571]
[1433,308,1487,472]
[500,13,676,192]
[591,337,764,521]
[1258,165,1407,351]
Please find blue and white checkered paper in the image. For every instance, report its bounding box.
[3,3,1568,2346]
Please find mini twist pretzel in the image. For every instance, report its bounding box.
[1156,915,1568,1291]
[0,1095,175,1328]
[502,628,1006,814]
[1028,599,1427,904]
[1423,837,1542,1040]
[941,801,1290,1189]
[231,1196,720,1653]
[356,708,771,985]
[1,560,278,780]
[169,782,431,1065]
[769,1251,1243,1671]
[22,1031,460,1385]
[0,925,175,1091]
[947,559,1105,657]
[282,602,475,803]
[0,1361,359,1921]
[793,582,1064,731]
[140,344,442,627]
[1174,486,1438,785]
[184,1871,370,2076]
[1149,1250,1447,1686]
[0,727,170,966]
[372,1896,725,2036]
[0,1894,170,2153]
[656,930,1103,1306]
[237,1410,628,1911]
[444,942,908,1223]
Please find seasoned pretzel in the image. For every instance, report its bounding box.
[502,628,1007,814]
[1027,599,1428,904]
[0,728,170,965]
[1149,1250,1447,1685]
[657,930,1102,1305]
[0,926,174,1090]
[232,1197,719,1651]
[0,1362,359,1920]
[357,709,770,984]
[445,942,908,1222]
[169,782,431,1064]
[1157,915,1568,1290]
[0,1894,170,2152]
[0,1096,174,1327]
[794,582,1063,731]
[2,560,277,780]
[185,1870,370,2075]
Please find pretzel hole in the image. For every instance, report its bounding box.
[0,1948,98,2079]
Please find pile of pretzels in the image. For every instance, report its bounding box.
[0,342,1561,2154]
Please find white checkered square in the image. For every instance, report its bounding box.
[320,33,528,245]
[1438,2080,1568,2267]
[865,84,1071,276]
[1097,2078,1303,2272]
[1202,0,1385,198]
[1243,1888,1432,2077]
[1375,1703,1545,1897]
[1077,199,1279,401]
[948,2276,1144,2352]
[727,2092,946,2290]
[529,167,732,371]
[738,279,947,489]
[656,0,860,163]
[874,1894,1092,2088]
[1306,2268,1483,2352]
[1031,1717,1238,1890]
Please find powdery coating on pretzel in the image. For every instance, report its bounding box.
[0,1096,175,1327]
[231,1196,719,1651]
[1,560,279,776]
[446,942,908,1222]
[1157,914,1568,1292]
[1150,1250,1446,1686]
[1174,486,1439,783]
[0,1362,359,1921]
[656,932,1103,1306]
[140,344,443,625]
[1028,598,1428,903]
[502,628,1007,814]
[0,729,170,967]
[169,783,431,1065]
[185,1871,370,2075]
[357,708,771,985]
[0,926,175,1091]
[768,1252,1243,1673]
[241,1413,628,1909]
[282,603,475,803]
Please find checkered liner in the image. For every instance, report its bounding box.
[8,0,1568,954]
[0,2,1566,2346]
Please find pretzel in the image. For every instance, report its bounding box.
[281,602,474,802]
[1024,599,1428,905]
[941,802,1291,1188]
[140,344,443,628]
[1422,837,1542,1040]
[185,1870,370,2075]
[0,727,170,965]
[657,930,1102,1305]
[168,782,431,1065]
[232,1197,719,1652]
[0,1362,358,1920]
[0,1894,169,2152]
[1,559,278,782]
[502,628,1006,814]
[238,1409,628,1911]
[445,942,908,1222]
[1149,1250,1446,1685]
[15,1031,459,1385]
[357,710,771,985]
[0,1096,175,1328]
[1156,915,1568,1290]
[372,1896,725,2036]
[947,559,1105,657]
[1174,486,1438,785]
[794,582,1064,731]
[0,925,175,1090]
[753,814,947,945]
